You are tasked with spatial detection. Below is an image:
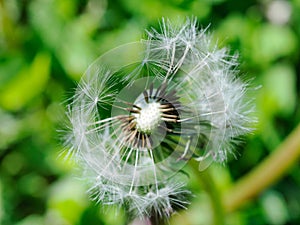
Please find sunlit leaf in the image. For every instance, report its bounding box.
[0,52,51,111]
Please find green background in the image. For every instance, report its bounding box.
[0,0,300,224]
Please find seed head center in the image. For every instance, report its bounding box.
[135,102,161,134]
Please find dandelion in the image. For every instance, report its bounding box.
[63,17,255,223]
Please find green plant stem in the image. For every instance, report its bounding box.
[129,218,152,225]
[192,162,225,225]
[224,123,300,213]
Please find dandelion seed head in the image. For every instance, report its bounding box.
[62,17,256,219]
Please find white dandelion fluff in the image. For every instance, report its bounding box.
[63,17,255,221]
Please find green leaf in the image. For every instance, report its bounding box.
[0,52,51,111]
[261,190,289,225]
[251,24,297,65]
[262,63,296,116]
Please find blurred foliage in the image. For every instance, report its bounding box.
[0,0,300,225]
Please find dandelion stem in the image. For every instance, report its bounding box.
[224,123,300,212]
[191,162,225,225]
[129,217,153,225]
